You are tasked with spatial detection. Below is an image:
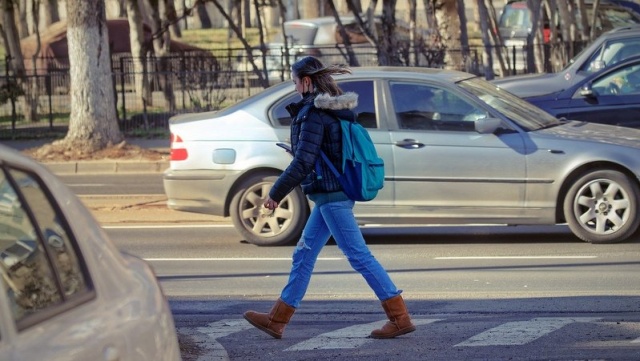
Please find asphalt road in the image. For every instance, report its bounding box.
[65,173,640,361]
[103,222,640,361]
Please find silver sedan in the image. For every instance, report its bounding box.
[163,67,640,246]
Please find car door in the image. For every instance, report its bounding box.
[337,80,396,219]
[566,60,640,128]
[384,80,528,221]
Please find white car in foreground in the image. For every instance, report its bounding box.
[0,145,181,360]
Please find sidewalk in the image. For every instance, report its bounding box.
[1,138,170,174]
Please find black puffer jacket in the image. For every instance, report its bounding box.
[268,91,359,203]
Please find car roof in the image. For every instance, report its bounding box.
[284,16,356,27]
[349,66,476,82]
[0,143,40,170]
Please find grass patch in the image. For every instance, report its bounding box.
[180,27,279,49]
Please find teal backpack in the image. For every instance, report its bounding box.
[318,118,385,201]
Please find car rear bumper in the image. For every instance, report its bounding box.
[162,168,242,216]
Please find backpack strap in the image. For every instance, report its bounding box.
[318,150,341,180]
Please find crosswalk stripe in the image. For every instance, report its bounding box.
[178,319,254,361]
[454,317,601,347]
[285,318,440,351]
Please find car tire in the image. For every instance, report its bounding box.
[563,170,640,244]
[230,173,309,246]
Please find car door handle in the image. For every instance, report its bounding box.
[395,139,425,149]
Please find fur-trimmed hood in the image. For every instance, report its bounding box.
[314,92,358,110]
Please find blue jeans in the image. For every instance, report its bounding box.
[280,199,401,308]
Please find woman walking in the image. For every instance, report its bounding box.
[243,56,415,340]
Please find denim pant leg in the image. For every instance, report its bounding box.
[280,205,332,308]
[320,200,401,301]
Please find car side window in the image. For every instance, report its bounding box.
[339,80,376,128]
[0,166,91,330]
[271,80,377,129]
[583,38,640,73]
[591,63,640,96]
[390,81,485,132]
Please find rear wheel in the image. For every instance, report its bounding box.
[230,173,309,246]
[563,170,640,244]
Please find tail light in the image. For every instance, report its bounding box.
[170,133,188,161]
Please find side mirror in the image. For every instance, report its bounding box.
[579,83,596,98]
[475,117,502,134]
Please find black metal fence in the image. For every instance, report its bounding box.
[0,42,586,140]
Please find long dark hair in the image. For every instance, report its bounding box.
[291,56,351,96]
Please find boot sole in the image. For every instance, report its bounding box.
[243,313,283,339]
[370,325,417,339]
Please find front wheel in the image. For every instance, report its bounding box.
[230,173,309,246]
[563,170,640,244]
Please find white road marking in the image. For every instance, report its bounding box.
[435,256,597,260]
[68,184,109,187]
[179,319,254,361]
[454,317,601,347]
[145,257,343,261]
[103,224,233,229]
[285,318,440,351]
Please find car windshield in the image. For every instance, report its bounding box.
[458,77,561,131]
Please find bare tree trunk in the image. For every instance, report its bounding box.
[1,0,37,123]
[525,0,541,73]
[575,0,590,41]
[165,0,182,38]
[477,0,494,79]
[434,0,462,70]
[588,0,600,41]
[485,0,509,76]
[301,0,319,18]
[328,0,360,66]
[423,0,436,30]
[196,1,212,28]
[409,0,418,66]
[61,0,123,151]
[456,0,470,71]
[42,0,61,27]
[276,0,291,78]
[252,0,270,85]
[17,0,29,37]
[378,0,399,66]
[210,0,268,87]
[127,0,152,122]
[143,0,176,111]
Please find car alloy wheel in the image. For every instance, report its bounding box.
[563,170,640,244]
[230,173,309,246]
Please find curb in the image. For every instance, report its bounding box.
[45,161,170,174]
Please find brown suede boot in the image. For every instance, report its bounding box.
[243,298,296,339]
[370,295,416,339]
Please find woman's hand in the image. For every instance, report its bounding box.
[264,197,279,210]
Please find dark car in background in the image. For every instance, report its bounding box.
[492,25,640,97]
[525,55,640,128]
[497,1,640,72]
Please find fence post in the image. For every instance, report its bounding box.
[120,56,126,123]
[5,56,18,133]
[511,45,517,75]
